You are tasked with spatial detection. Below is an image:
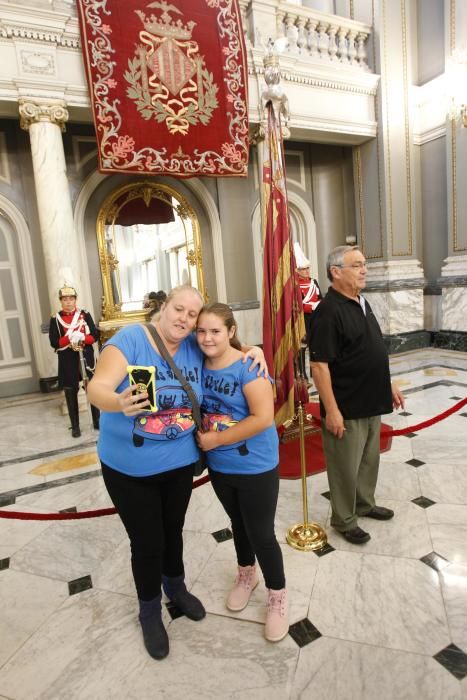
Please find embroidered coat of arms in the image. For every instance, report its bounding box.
[125,2,219,135]
[76,0,249,177]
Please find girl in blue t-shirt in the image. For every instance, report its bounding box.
[196,303,288,643]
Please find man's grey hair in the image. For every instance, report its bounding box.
[326,245,361,282]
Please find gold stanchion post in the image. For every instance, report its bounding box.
[286,402,327,551]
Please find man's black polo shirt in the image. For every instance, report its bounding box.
[308,287,392,420]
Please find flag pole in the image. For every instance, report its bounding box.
[286,402,327,551]
[259,41,326,552]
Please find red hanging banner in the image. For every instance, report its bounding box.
[76,0,249,177]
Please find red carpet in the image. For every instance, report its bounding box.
[278,402,393,479]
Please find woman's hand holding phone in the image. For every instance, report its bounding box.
[117,385,151,416]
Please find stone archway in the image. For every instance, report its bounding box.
[251,191,319,300]
[74,171,226,317]
[0,194,53,383]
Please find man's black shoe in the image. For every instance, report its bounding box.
[342,527,371,544]
[361,506,394,521]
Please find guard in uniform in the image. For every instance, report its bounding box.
[294,242,322,382]
[49,284,100,437]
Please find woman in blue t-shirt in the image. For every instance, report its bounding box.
[87,286,205,661]
[87,286,265,662]
[196,302,288,643]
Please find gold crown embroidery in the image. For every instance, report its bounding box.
[126,0,219,135]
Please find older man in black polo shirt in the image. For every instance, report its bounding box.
[309,245,405,544]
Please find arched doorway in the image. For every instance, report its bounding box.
[0,196,46,395]
[74,172,225,322]
[251,191,319,300]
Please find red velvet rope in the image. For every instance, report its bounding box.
[310,397,466,435]
[1,399,466,521]
[380,397,466,436]
[0,474,211,521]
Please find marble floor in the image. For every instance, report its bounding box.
[0,348,467,700]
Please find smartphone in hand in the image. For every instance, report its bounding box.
[127,365,157,412]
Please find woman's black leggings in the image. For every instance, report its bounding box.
[101,462,195,601]
[209,466,285,590]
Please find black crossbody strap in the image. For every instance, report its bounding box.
[144,323,203,431]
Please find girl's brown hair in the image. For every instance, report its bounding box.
[199,302,242,351]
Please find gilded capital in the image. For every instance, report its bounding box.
[19,100,69,131]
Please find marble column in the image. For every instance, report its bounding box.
[352,0,426,347]
[363,259,428,352]
[439,0,467,342]
[19,98,84,385]
[19,99,83,317]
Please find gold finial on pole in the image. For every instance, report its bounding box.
[286,402,327,551]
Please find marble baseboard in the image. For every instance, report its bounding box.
[384,331,432,354]
[364,288,424,335]
[441,285,467,331]
[432,331,467,352]
[383,329,467,353]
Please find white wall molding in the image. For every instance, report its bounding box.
[0,132,11,184]
[414,124,446,146]
[0,2,79,48]
[73,169,105,319]
[250,49,379,96]
[0,28,79,49]
[284,149,306,190]
[0,364,33,381]
[366,258,425,283]
[411,75,448,146]
[185,180,226,302]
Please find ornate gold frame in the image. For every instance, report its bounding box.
[96,181,205,325]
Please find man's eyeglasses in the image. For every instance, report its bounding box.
[333,262,367,270]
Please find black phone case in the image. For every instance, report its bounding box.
[128,366,157,411]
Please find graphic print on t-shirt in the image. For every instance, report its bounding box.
[202,409,237,433]
[201,383,249,456]
[200,358,279,473]
[132,384,195,445]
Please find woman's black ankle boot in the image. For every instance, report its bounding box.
[138,595,169,660]
[162,574,206,621]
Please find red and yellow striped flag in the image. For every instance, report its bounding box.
[262,103,305,427]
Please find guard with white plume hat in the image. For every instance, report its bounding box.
[49,281,100,437]
[293,242,322,382]
[293,241,311,270]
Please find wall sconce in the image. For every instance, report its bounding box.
[446,49,467,127]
